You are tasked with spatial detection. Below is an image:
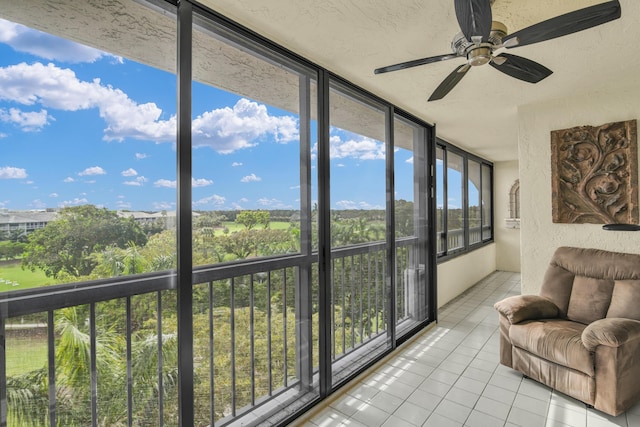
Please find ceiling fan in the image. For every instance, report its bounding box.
[374,0,621,101]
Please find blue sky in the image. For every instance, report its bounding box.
[0,18,415,212]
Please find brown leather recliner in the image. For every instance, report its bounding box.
[494,246,640,416]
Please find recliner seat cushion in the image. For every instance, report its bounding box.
[509,319,594,376]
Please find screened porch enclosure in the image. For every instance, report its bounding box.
[0,0,437,426]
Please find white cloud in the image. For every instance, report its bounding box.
[290,185,300,190]
[0,63,299,151]
[192,178,213,187]
[231,198,249,210]
[0,108,52,131]
[49,193,58,198]
[192,98,298,153]
[30,199,46,209]
[0,18,120,63]
[154,178,212,188]
[59,197,88,207]
[336,200,357,209]
[232,162,243,167]
[0,166,27,179]
[116,200,132,209]
[326,134,386,160]
[135,153,148,160]
[78,166,106,176]
[154,179,176,189]
[63,177,75,183]
[121,168,137,177]
[335,200,382,210]
[0,132,7,138]
[406,156,414,164]
[123,176,148,186]
[256,198,293,209]
[257,198,278,206]
[0,59,303,158]
[153,201,175,210]
[0,62,175,142]
[193,194,226,207]
[240,173,261,183]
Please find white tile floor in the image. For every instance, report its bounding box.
[297,271,640,427]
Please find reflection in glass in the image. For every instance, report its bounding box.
[191,10,318,425]
[436,147,445,253]
[447,152,465,251]
[468,160,481,245]
[328,81,389,385]
[482,164,493,240]
[394,115,428,337]
[1,4,178,425]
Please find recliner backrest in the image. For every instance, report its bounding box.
[540,247,640,324]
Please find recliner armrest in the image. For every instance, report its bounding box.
[494,295,559,324]
[582,318,640,351]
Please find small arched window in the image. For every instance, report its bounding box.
[506,179,520,228]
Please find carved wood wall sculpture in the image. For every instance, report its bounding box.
[551,119,638,224]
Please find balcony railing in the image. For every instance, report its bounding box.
[0,238,422,427]
[437,225,492,254]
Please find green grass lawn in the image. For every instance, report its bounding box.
[0,261,58,292]
[5,333,48,376]
[215,221,291,236]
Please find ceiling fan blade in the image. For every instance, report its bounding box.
[374,53,459,74]
[489,53,553,83]
[428,64,471,102]
[503,0,621,48]
[454,0,492,42]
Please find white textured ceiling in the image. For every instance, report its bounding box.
[198,0,640,161]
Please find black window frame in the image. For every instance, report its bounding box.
[436,138,494,262]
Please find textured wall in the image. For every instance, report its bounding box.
[519,88,640,295]
[494,160,521,273]
[437,244,496,308]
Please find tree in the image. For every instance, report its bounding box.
[194,211,224,229]
[235,210,270,230]
[395,199,415,237]
[221,230,257,259]
[22,205,147,279]
[3,228,28,243]
[0,241,26,260]
[7,305,178,426]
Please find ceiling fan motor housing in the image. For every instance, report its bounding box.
[453,21,507,67]
[467,46,492,66]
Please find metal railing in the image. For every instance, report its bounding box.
[437,225,492,254]
[0,238,422,427]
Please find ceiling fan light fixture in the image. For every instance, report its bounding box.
[467,46,492,66]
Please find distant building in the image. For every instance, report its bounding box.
[0,209,185,239]
[0,208,59,237]
[117,210,182,230]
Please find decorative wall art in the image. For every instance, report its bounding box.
[551,119,638,224]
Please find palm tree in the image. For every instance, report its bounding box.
[6,305,179,426]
